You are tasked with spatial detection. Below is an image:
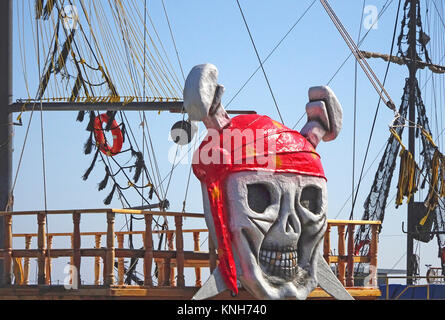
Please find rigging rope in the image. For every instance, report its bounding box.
[349,0,403,221]
[320,0,397,112]
[350,0,367,222]
[236,0,285,124]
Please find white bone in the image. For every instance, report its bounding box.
[306,101,330,131]
[308,86,343,142]
[301,86,343,147]
[317,252,354,300]
[192,266,229,300]
[301,121,327,148]
[183,64,231,131]
[301,100,330,147]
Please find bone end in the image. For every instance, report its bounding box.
[183,64,232,132]
[301,86,343,147]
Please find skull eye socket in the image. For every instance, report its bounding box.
[299,186,322,214]
[247,184,272,213]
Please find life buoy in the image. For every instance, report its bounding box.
[94,113,123,156]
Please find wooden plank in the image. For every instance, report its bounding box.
[23,236,32,285]
[3,214,12,285]
[328,220,382,226]
[12,229,208,238]
[9,101,256,116]
[0,208,206,219]
[37,213,47,285]
[117,234,125,286]
[72,212,81,287]
[105,212,115,287]
[328,256,370,264]
[167,232,175,287]
[143,215,153,287]
[112,209,205,219]
[0,286,380,300]
[370,224,379,287]
[175,216,185,288]
[94,235,101,285]
[193,232,202,287]
[154,259,210,269]
[337,225,346,286]
[346,224,355,287]
[46,235,53,285]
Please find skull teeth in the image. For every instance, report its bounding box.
[259,249,298,280]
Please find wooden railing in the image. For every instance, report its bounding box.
[0,209,381,290]
[0,209,212,288]
[323,220,381,287]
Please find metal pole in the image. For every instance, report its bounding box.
[406,0,418,286]
[0,0,13,287]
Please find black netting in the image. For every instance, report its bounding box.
[354,80,410,257]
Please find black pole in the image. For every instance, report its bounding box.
[0,0,13,287]
[406,0,418,286]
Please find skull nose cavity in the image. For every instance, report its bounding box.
[285,215,299,234]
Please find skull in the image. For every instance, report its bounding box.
[202,173,327,300]
[183,64,351,300]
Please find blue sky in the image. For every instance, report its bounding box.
[9,0,445,284]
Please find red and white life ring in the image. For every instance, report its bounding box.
[94,113,123,156]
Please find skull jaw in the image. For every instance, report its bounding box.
[234,227,321,300]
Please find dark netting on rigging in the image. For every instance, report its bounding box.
[354,80,410,257]
[415,83,445,249]
[354,0,445,265]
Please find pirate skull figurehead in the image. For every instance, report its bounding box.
[182,64,351,300]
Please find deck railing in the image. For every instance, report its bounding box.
[323,220,381,287]
[0,209,381,290]
[0,209,209,288]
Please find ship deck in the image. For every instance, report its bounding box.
[0,286,381,300]
[0,208,382,300]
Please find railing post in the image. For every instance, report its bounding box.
[23,235,32,285]
[157,260,165,286]
[105,211,115,287]
[70,235,74,277]
[3,214,12,286]
[117,233,124,285]
[209,236,217,274]
[45,235,53,285]
[337,225,346,286]
[370,224,379,287]
[37,212,47,285]
[167,231,175,286]
[193,231,202,287]
[94,235,101,285]
[323,224,331,264]
[175,215,185,288]
[346,224,355,287]
[72,212,81,287]
[143,214,153,287]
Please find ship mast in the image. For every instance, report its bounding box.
[0,0,13,287]
[406,0,418,286]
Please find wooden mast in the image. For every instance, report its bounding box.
[406,0,418,286]
[0,0,12,288]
